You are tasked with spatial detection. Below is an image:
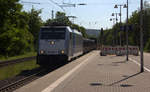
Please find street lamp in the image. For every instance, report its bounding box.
[140,0,144,72]
[114,4,127,23]
[112,13,120,23]
[121,0,129,61]
[126,0,129,61]
[114,4,127,46]
[110,18,116,25]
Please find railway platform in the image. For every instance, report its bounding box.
[14,50,150,92]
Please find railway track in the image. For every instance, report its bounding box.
[0,52,92,92]
[0,56,36,68]
[0,62,66,92]
[0,68,46,92]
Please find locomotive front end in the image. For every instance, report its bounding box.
[37,27,68,65]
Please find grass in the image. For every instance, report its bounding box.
[0,60,39,80]
[0,52,37,61]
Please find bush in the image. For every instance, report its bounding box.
[144,38,150,52]
[0,26,33,57]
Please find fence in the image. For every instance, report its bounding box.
[100,46,139,56]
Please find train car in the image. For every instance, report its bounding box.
[37,26,83,65]
[83,38,96,53]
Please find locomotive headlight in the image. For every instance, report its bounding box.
[61,50,65,54]
[40,50,44,54]
[50,41,55,45]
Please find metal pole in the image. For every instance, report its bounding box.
[126,0,129,61]
[120,5,122,23]
[115,13,118,23]
[140,0,144,72]
[115,13,118,45]
[52,10,54,19]
[111,18,115,46]
[120,5,122,46]
[113,18,115,46]
[113,18,115,25]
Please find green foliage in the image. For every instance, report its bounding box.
[0,25,34,56]
[0,0,38,57]
[0,60,39,80]
[102,29,114,45]
[0,0,22,29]
[0,52,36,61]
[143,9,150,47]
[144,38,150,52]
[55,11,72,25]
[101,7,150,52]
[100,24,121,46]
[27,8,43,50]
[28,8,43,38]
[143,6,150,51]
[45,12,71,26]
[71,24,88,38]
[79,26,88,38]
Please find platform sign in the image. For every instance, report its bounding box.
[100,46,139,56]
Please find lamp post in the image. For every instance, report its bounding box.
[122,1,129,61]
[140,0,144,72]
[51,10,54,19]
[112,13,119,23]
[110,18,116,25]
[126,0,129,61]
[114,4,127,46]
[114,5,123,23]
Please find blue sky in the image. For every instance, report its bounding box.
[20,0,141,29]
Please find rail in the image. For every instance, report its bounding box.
[0,68,45,92]
[0,56,36,68]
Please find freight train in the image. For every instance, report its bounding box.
[37,26,96,66]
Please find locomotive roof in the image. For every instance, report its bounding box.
[41,26,82,36]
[83,38,95,42]
[41,26,68,29]
[72,29,82,36]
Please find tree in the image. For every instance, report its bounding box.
[45,11,71,26]
[0,0,34,57]
[27,8,43,49]
[0,0,22,33]
[145,38,150,52]
[102,8,150,52]
[71,24,88,38]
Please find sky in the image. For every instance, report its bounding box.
[20,0,142,29]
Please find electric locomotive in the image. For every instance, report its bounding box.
[37,26,83,65]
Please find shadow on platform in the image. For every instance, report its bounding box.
[108,72,141,86]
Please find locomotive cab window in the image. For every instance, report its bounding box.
[40,28,66,39]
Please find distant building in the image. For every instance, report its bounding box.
[86,29,101,38]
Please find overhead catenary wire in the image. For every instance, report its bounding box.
[21,1,41,4]
[49,0,65,12]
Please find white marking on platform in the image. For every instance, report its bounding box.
[129,58,150,72]
[42,54,95,92]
